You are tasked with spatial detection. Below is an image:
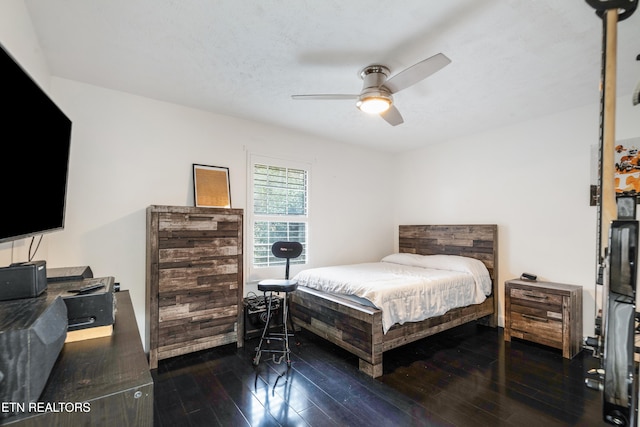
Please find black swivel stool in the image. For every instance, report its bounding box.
[252,241,302,368]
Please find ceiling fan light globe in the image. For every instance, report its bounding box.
[357,96,391,114]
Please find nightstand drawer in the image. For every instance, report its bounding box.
[510,287,563,309]
[510,296,563,322]
[509,310,563,347]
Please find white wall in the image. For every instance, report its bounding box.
[0,2,395,344]
[394,96,639,335]
[0,0,50,92]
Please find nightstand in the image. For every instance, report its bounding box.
[504,279,583,358]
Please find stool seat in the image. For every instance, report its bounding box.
[258,279,298,293]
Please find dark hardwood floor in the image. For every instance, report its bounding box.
[152,323,607,427]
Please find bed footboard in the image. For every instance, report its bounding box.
[290,286,384,377]
[290,286,495,378]
[382,295,495,352]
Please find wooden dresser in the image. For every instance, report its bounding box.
[146,205,244,369]
[504,279,582,359]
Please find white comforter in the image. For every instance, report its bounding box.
[293,253,492,334]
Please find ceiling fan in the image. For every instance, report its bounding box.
[291,53,451,126]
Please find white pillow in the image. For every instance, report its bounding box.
[381,253,492,294]
[382,252,486,272]
[413,254,487,275]
[380,253,428,267]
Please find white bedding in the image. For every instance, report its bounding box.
[293,253,492,334]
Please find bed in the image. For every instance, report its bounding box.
[289,224,498,378]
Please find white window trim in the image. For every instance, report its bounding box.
[247,152,311,283]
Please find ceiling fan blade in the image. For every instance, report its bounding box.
[291,94,358,100]
[383,53,451,94]
[380,105,404,126]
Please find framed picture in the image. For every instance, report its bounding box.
[193,164,231,208]
[614,137,640,195]
[590,137,640,206]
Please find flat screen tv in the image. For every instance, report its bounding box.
[0,44,72,244]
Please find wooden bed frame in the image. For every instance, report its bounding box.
[289,224,498,378]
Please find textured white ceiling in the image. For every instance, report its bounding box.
[24,0,640,152]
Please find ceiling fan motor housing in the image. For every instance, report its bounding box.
[357,65,393,110]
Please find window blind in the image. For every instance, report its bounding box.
[253,164,307,267]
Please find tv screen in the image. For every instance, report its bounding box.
[0,44,72,244]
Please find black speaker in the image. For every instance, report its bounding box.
[47,277,116,331]
[47,265,93,282]
[0,294,67,417]
[0,260,48,301]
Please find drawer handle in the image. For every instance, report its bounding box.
[522,293,548,300]
[522,314,548,322]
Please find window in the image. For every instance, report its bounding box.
[249,156,309,277]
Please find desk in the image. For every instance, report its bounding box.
[2,291,153,426]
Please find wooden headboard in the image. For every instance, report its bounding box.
[398,224,498,284]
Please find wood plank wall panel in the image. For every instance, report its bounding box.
[400,224,498,326]
[399,224,498,283]
[146,205,243,369]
